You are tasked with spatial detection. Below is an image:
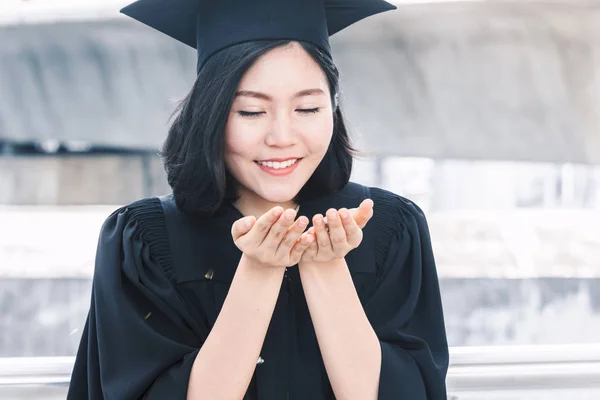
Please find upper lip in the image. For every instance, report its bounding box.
[256,157,300,162]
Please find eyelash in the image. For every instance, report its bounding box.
[299,108,320,114]
[238,111,264,118]
[237,108,320,118]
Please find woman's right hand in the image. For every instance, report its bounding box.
[231,207,314,269]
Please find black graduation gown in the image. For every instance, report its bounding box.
[67,182,449,399]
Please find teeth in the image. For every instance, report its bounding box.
[258,159,298,169]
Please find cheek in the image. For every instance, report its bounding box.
[304,113,334,154]
[224,122,247,175]
[224,117,259,160]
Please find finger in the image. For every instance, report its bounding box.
[339,208,362,247]
[326,208,347,249]
[263,208,297,251]
[277,215,309,255]
[244,206,283,246]
[231,216,256,241]
[347,207,358,220]
[321,216,329,232]
[347,208,367,228]
[290,232,314,263]
[298,233,317,262]
[312,214,332,252]
[348,208,363,228]
[353,199,374,228]
[360,198,374,214]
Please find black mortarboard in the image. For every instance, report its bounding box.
[120,0,396,72]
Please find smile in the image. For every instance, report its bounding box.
[254,158,301,176]
[256,159,298,169]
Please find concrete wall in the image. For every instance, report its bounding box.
[336,0,600,164]
[3,154,599,207]
[0,154,169,205]
[2,205,599,356]
[2,277,600,357]
[1,1,599,163]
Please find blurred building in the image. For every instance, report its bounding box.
[1,0,600,369]
[1,0,600,206]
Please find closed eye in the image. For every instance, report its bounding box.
[238,111,265,118]
[297,108,320,114]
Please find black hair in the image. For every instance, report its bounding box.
[162,40,354,217]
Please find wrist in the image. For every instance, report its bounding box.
[299,257,346,272]
[238,254,286,280]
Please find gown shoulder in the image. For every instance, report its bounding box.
[95,196,175,279]
[67,196,205,399]
[363,185,430,270]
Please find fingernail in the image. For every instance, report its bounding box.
[315,216,323,225]
[329,210,338,219]
[339,209,349,219]
[298,217,307,227]
[285,209,296,219]
[245,218,253,228]
[273,207,282,217]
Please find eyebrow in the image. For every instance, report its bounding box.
[235,88,325,100]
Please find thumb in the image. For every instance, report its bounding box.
[350,199,374,228]
[231,216,256,241]
[349,208,368,228]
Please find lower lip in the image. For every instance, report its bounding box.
[255,160,301,176]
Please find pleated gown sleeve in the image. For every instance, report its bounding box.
[67,198,205,400]
[367,188,449,399]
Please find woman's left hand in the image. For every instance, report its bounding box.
[298,199,374,265]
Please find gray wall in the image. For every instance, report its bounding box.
[0,154,169,205]
[337,0,600,164]
[1,1,599,164]
[3,277,600,357]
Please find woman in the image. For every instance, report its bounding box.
[68,0,449,399]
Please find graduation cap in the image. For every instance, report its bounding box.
[120,0,396,72]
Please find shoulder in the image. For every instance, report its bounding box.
[341,182,428,233]
[358,185,430,265]
[367,186,427,224]
[343,182,426,225]
[98,196,172,273]
[101,196,166,234]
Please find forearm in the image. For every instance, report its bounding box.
[299,258,381,400]
[188,255,284,399]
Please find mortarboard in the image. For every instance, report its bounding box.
[120,0,396,72]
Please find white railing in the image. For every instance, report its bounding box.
[0,356,72,386]
[447,343,600,394]
[2,344,600,398]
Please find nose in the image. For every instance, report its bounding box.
[265,111,297,148]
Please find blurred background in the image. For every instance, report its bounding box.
[1,0,600,398]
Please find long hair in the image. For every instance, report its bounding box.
[162,40,354,217]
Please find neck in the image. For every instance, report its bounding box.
[234,192,298,219]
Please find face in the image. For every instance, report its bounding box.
[224,42,334,208]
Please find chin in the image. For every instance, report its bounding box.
[256,185,302,204]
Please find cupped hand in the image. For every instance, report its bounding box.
[231,206,314,269]
[299,199,374,264]
[318,198,374,229]
[346,199,374,229]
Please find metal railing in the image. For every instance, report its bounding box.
[1,344,600,398]
[447,343,600,393]
[0,356,72,386]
